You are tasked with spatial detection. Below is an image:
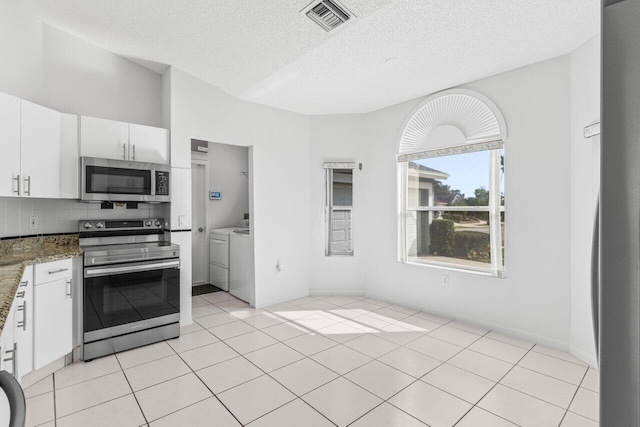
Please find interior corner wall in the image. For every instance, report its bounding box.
[309,55,575,349]
[569,36,600,367]
[308,115,367,295]
[0,0,162,126]
[169,67,311,311]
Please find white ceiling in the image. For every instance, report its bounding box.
[16,0,600,115]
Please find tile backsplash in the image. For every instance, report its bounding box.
[0,198,169,238]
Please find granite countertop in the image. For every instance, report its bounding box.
[0,235,82,335]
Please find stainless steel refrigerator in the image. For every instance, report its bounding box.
[601,0,640,424]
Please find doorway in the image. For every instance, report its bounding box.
[191,161,208,286]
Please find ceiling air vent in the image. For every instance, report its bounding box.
[306,0,352,32]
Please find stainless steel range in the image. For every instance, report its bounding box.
[79,218,180,360]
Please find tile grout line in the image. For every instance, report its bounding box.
[162,344,245,426]
[200,294,593,422]
[205,297,419,425]
[114,354,150,426]
[204,295,510,425]
[231,339,339,426]
[557,367,591,426]
[52,373,57,427]
[456,344,538,425]
[75,298,588,424]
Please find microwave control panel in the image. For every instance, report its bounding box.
[155,171,170,196]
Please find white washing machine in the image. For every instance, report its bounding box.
[229,230,254,304]
[209,226,248,291]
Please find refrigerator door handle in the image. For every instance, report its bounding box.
[591,197,600,360]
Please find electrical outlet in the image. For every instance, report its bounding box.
[29,216,37,230]
[442,275,449,286]
[178,215,186,226]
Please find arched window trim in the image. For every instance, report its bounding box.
[396,89,507,277]
[397,88,507,160]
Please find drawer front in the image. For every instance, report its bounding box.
[209,236,229,267]
[35,258,73,285]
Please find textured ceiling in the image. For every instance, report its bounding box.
[16,0,599,115]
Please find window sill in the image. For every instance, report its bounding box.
[401,259,505,278]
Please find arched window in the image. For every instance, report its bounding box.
[397,89,507,276]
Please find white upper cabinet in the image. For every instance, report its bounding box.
[80,116,129,160]
[129,123,169,164]
[60,114,80,199]
[81,116,169,164]
[0,93,79,199]
[21,100,62,199]
[0,92,21,198]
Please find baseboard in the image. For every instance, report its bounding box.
[255,290,310,309]
[570,344,598,368]
[310,290,366,297]
[365,290,573,358]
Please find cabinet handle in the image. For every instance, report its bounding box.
[66,278,72,298]
[19,280,28,288]
[4,343,17,377]
[132,144,136,161]
[24,176,31,196]
[13,174,20,195]
[48,268,69,275]
[123,143,127,159]
[16,291,25,299]
[17,302,26,331]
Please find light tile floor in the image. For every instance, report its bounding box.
[24,293,600,426]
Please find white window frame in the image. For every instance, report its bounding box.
[398,141,505,277]
[324,162,355,256]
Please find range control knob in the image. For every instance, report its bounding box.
[83,222,93,229]
[95,221,105,229]
[155,220,162,227]
[145,220,152,227]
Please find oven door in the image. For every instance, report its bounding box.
[83,259,180,342]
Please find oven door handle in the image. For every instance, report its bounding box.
[85,260,180,277]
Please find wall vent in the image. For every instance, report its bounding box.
[306,0,352,32]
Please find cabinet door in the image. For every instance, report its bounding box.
[14,266,33,380]
[0,92,21,197]
[34,277,72,370]
[20,100,62,199]
[0,301,16,376]
[129,123,169,164]
[60,114,80,199]
[80,116,129,161]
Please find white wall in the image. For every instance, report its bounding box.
[0,0,162,127]
[193,142,250,230]
[569,36,600,366]
[311,55,576,350]
[308,115,367,295]
[169,68,311,317]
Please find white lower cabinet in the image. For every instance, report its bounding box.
[33,259,73,371]
[1,259,75,383]
[0,265,33,382]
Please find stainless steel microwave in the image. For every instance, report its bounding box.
[81,157,170,202]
